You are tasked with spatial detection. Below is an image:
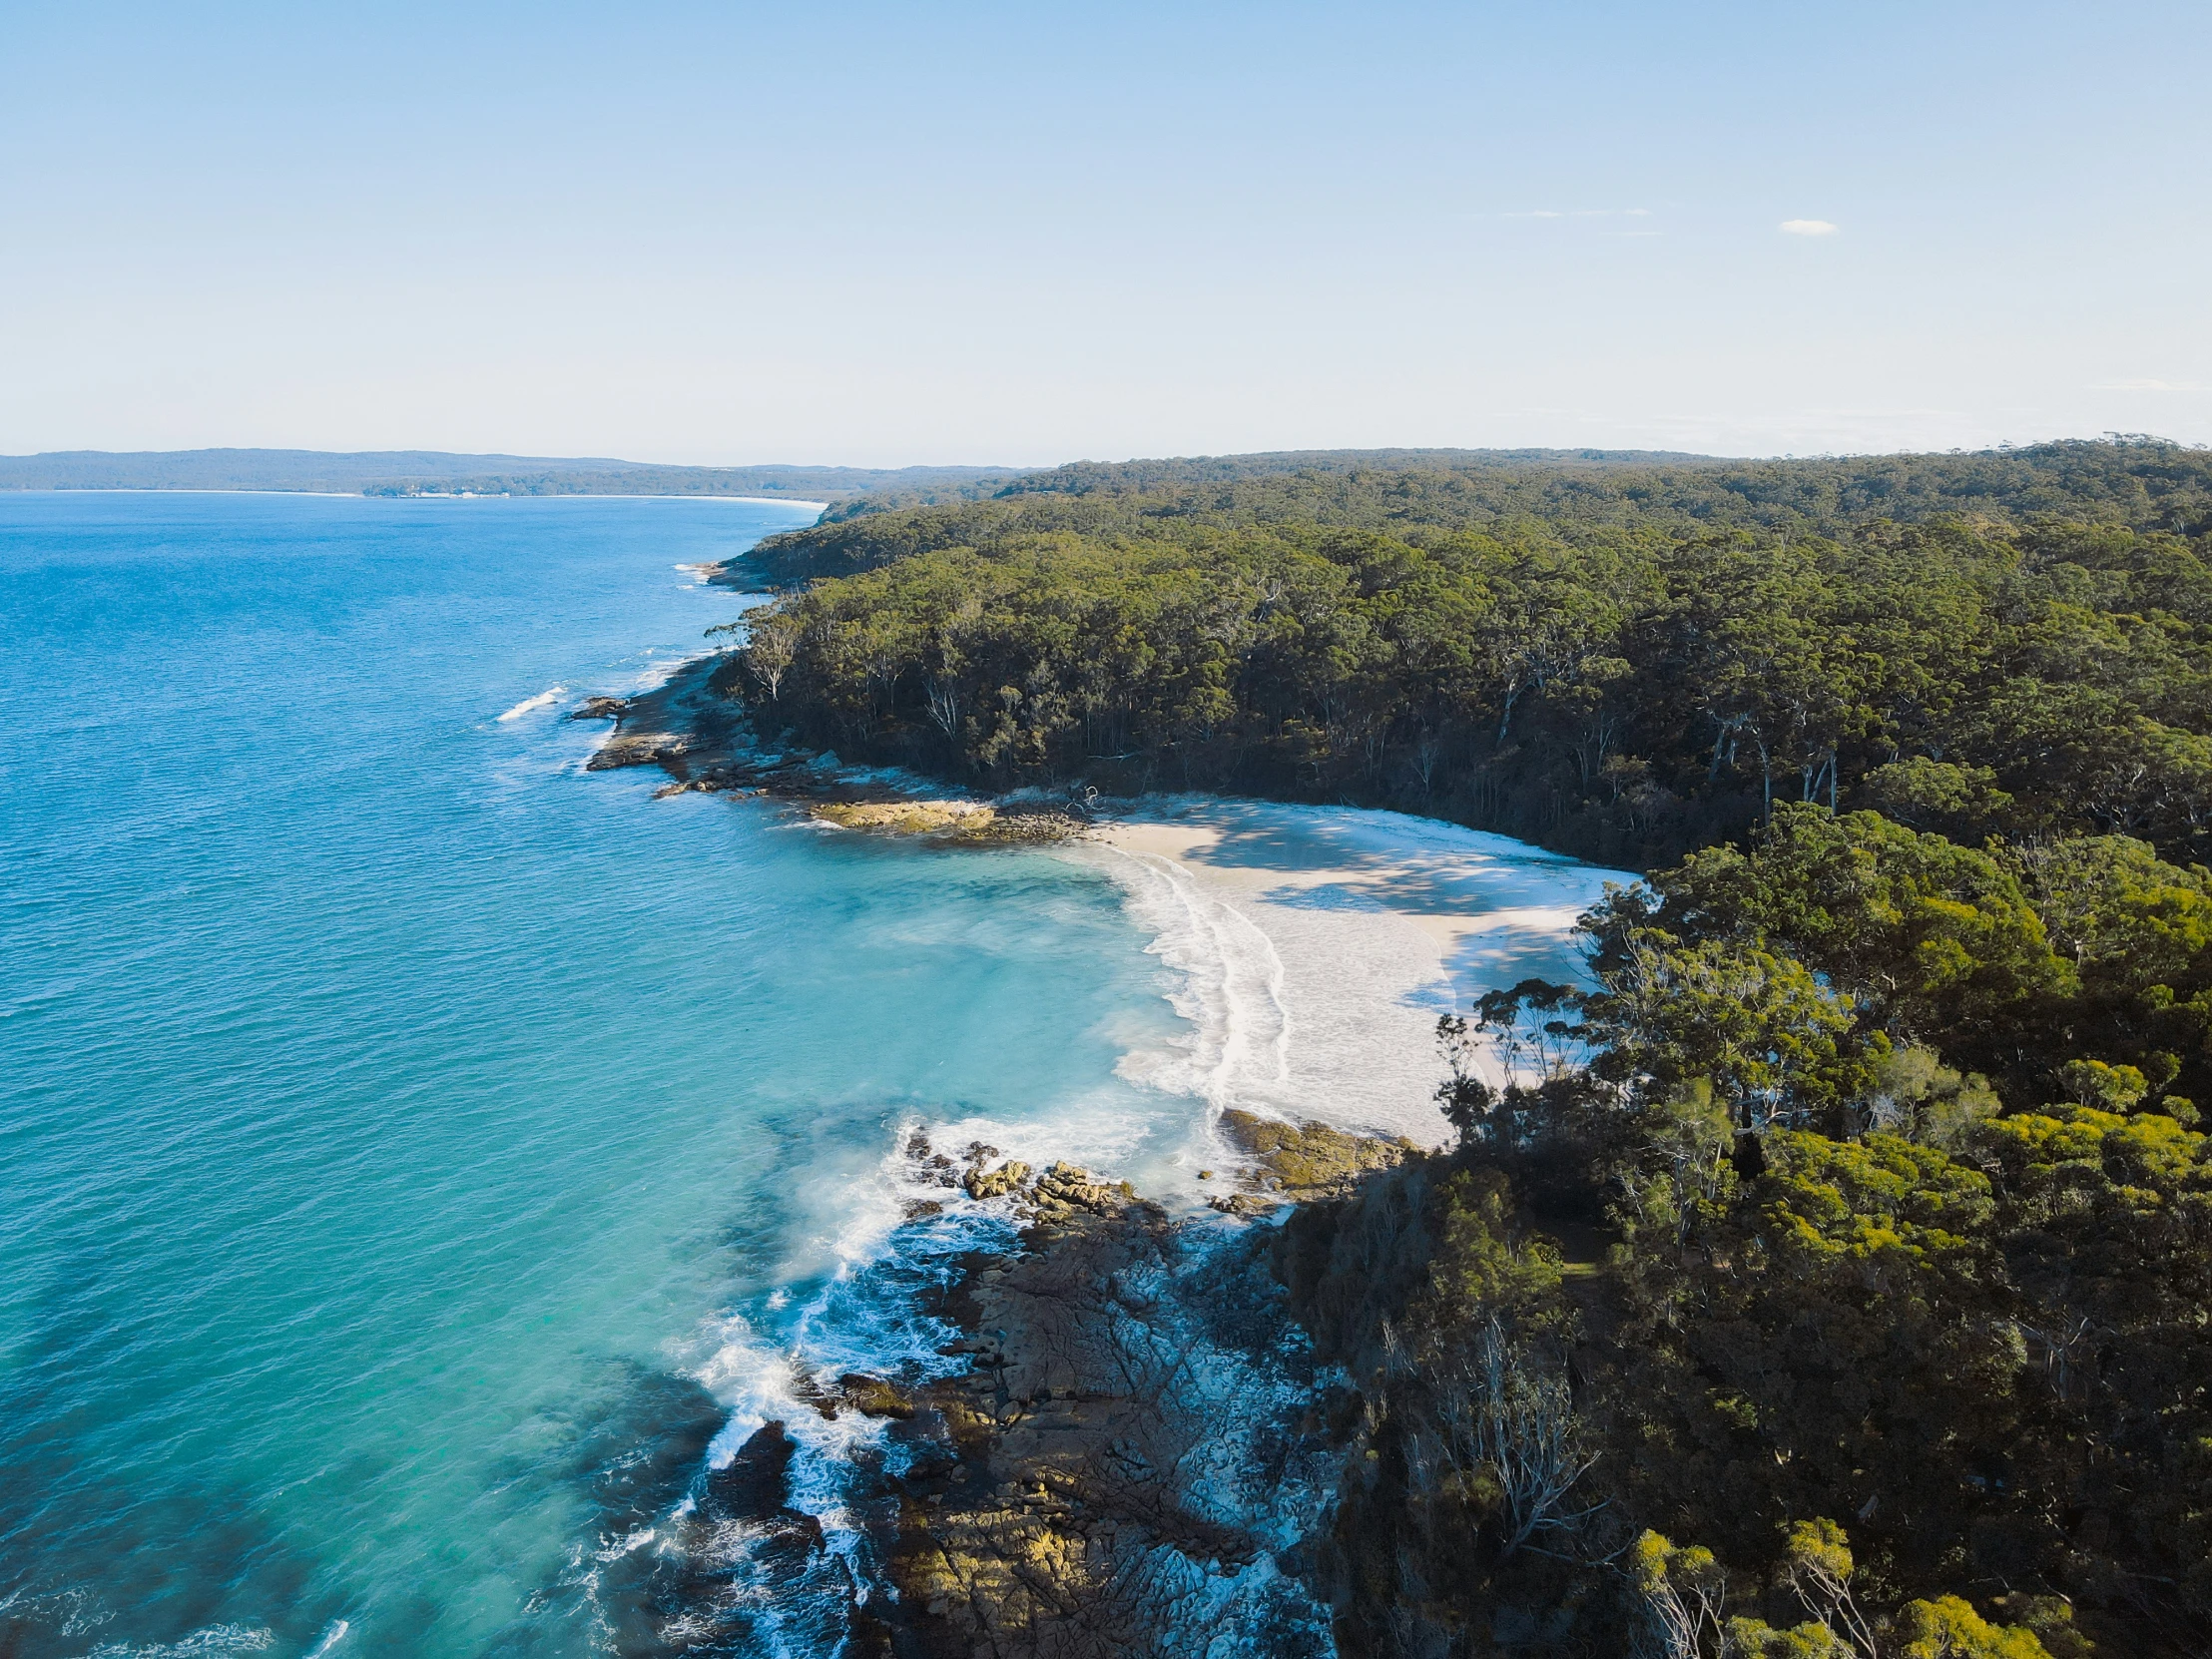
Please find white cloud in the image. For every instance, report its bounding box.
[1780,219,1840,237]
[2095,377,2208,393]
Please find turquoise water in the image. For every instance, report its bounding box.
[0,494,1197,1656]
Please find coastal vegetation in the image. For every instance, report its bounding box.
[724,438,2212,869]
[1283,806,2212,1656]
[721,439,2212,1656]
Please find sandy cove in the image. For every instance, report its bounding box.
[578,663,1629,1148]
[575,669,1636,1651]
[1092,816,1601,967]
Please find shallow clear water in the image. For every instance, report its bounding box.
[0,493,1628,1658]
[0,494,1196,1657]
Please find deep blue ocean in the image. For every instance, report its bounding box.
[0,494,1203,1657]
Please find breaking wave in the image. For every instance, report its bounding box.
[496,686,566,721]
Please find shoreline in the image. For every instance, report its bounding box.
[1069,802,1629,1145]
[579,656,1628,1148]
[0,486,833,506]
[574,651,1095,839]
[577,652,1626,1649]
[659,1125,1411,1653]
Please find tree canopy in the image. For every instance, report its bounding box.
[729,453,2212,867]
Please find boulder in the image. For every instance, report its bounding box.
[964,1160,1032,1201]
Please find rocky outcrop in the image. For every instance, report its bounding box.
[875,1169,1334,1659]
[1025,1160,1133,1221]
[574,655,1087,838]
[1219,1108,1418,1203]
[811,800,1085,844]
[833,1374,917,1420]
[579,656,739,775]
[963,1157,1032,1201]
[647,1126,1415,1656]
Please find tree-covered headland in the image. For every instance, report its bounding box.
[729,440,2212,1656]
[728,440,2212,870]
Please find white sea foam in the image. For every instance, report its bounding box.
[1084,845,1293,1109]
[625,648,711,692]
[494,686,566,722]
[689,1113,1002,1467]
[87,1626,275,1658]
[594,1525,660,1563]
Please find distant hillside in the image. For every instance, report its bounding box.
[0,448,1022,504]
[1001,444,1720,494]
[994,438,2212,529]
[747,436,2212,585]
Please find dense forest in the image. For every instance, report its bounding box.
[721,440,2212,1656]
[727,439,2212,869]
[751,438,2212,574]
[1287,806,2212,1657]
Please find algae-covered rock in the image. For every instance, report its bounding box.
[812,800,997,834]
[836,1374,917,1420]
[1218,1108,1416,1202]
[809,800,1083,843]
[964,1159,1032,1200]
[1208,1192,1280,1219]
[1029,1162,1132,1220]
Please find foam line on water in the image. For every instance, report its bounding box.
[664,1090,1203,1649]
[687,1103,1150,1468]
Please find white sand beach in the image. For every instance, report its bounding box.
[1063,799,1636,1146]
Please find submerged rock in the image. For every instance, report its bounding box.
[706,1420,804,1519]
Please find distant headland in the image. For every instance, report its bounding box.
[0,447,1020,504]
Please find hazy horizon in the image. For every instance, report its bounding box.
[6,436,2202,478]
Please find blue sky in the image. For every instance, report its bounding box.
[3,1,2206,463]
